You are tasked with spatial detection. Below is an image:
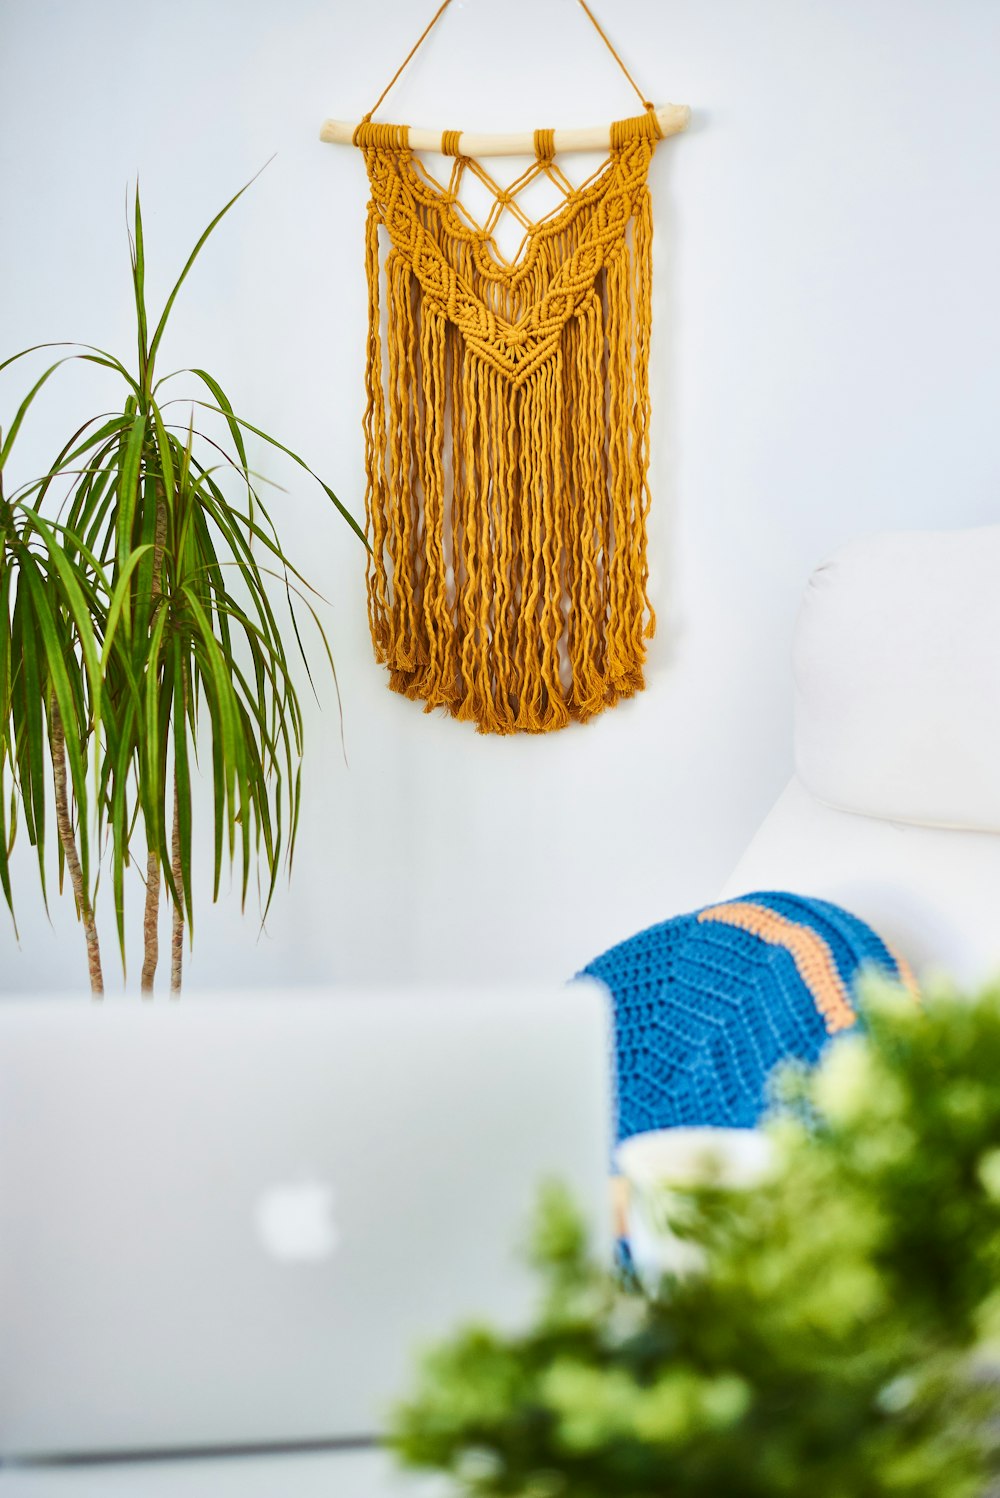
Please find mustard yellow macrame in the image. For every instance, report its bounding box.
[356,109,661,735]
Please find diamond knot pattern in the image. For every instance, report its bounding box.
[440,152,581,268]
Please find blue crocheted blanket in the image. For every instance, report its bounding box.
[580,891,914,1142]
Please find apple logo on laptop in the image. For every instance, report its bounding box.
[254,1178,339,1262]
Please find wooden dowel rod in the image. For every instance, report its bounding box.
[319,102,691,155]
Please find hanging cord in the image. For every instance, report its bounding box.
[575,0,654,112]
[363,0,455,122]
[362,0,655,122]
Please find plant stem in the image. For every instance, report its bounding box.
[170,766,184,996]
[50,701,103,996]
[140,848,159,996]
[140,484,168,996]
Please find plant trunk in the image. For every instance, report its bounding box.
[50,702,103,997]
[140,849,159,996]
[170,768,184,996]
[140,487,168,996]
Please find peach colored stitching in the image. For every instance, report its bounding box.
[697,903,857,1035]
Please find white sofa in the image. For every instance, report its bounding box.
[721,526,1000,989]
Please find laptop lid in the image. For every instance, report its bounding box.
[0,985,611,1462]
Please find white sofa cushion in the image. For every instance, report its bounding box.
[793,525,1000,832]
[720,778,1000,987]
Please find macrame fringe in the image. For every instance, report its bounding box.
[359,115,659,733]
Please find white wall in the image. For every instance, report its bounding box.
[2,0,999,996]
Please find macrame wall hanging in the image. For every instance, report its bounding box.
[322,0,690,733]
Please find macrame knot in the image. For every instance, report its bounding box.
[440,129,463,156]
[610,110,662,150]
[645,103,664,139]
[353,119,411,150]
[533,127,556,161]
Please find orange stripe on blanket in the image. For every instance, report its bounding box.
[696,902,858,1035]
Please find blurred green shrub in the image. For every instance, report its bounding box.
[391,976,1000,1497]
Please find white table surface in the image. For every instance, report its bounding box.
[0,1447,456,1497]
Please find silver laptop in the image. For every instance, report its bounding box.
[0,985,610,1482]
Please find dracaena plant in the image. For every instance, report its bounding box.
[0,174,364,996]
[0,463,107,989]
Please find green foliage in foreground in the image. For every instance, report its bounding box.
[391,977,1000,1496]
